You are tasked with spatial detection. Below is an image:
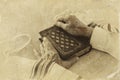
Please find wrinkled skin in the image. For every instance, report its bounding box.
[55,15,94,38]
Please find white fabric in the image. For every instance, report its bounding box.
[0,25,119,80]
[90,26,119,60]
[30,38,80,80]
[70,25,119,80]
[0,34,37,80]
[0,34,80,80]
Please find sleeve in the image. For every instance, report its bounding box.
[30,58,81,80]
[30,37,82,80]
[43,62,81,80]
[90,26,120,60]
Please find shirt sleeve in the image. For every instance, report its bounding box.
[90,26,119,60]
[43,63,81,80]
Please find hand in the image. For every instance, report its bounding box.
[39,37,79,69]
[55,15,93,38]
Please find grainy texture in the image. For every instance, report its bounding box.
[0,0,119,80]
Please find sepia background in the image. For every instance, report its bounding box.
[0,0,119,80]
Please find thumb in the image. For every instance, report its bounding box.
[55,21,69,30]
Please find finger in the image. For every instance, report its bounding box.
[39,43,45,56]
[42,37,57,56]
[42,38,50,55]
[57,14,74,23]
[55,21,69,30]
[42,37,54,51]
[57,17,68,23]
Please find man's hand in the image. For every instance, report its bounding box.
[39,37,79,69]
[55,15,94,38]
